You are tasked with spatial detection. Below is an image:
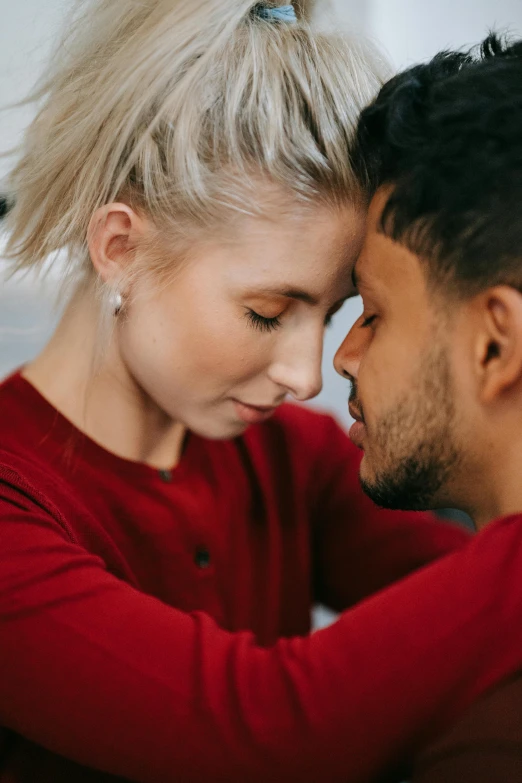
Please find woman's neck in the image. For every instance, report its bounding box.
[23,286,187,469]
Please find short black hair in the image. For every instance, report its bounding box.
[352,34,522,296]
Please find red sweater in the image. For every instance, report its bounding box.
[412,672,522,782]
[0,371,518,783]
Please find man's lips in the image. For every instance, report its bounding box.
[348,403,364,423]
[348,403,366,448]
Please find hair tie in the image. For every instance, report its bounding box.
[255,5,298,24]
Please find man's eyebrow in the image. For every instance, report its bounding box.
[247,287,319,305]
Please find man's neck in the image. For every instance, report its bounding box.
[461,432,522,531]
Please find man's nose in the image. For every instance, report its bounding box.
[334,313,367,382]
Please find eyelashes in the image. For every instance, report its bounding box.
[324,313,335,328]
[246,309,283,333]
[361,314,377,328]
[246,308,341,333]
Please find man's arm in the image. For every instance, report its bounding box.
[412,673,522,783]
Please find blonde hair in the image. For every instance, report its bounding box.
[3,0,388,286]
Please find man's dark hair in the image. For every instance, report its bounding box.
[352,34,522,296]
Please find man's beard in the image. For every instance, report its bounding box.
[354,343,460,511]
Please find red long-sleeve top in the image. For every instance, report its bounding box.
[0,370,521,783]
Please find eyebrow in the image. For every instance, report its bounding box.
[248,287,319,305]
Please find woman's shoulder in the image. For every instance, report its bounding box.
[0,371,82,519]
[0,370,48,459]
[0,437,90,557]
[0,370,35,451]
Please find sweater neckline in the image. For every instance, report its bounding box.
[7,370,201,483]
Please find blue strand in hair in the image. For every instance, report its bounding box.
[255,5,298,23]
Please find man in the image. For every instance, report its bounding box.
[337,34,522,782]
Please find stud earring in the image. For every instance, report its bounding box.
[111,291,123,317]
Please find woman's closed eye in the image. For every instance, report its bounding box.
[246,309,283,333]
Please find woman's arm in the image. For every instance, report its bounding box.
[1,477,522,783]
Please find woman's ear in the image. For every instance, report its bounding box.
[87,203,149,285]
[474,286,522,404]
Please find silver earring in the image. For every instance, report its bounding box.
[111,291,123,317]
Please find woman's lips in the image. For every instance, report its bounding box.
[348,419,366,448]
[233,400,278,425]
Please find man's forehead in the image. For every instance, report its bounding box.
[356,188,425,293]
[353,190,389,287]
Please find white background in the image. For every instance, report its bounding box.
[1,0,522,423]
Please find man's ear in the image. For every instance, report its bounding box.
[87,203,149,285]
[473,286,522,404]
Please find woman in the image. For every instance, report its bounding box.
[1,2,522,782]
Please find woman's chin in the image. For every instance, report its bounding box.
[187,413,250,441]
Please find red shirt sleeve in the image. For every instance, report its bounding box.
[411,673,522,783]
[2,477,522,783]
[309,412,471,610]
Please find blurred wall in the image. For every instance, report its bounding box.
[331,0,522,66]
[0,0,69,181]
[367,0,522,68]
